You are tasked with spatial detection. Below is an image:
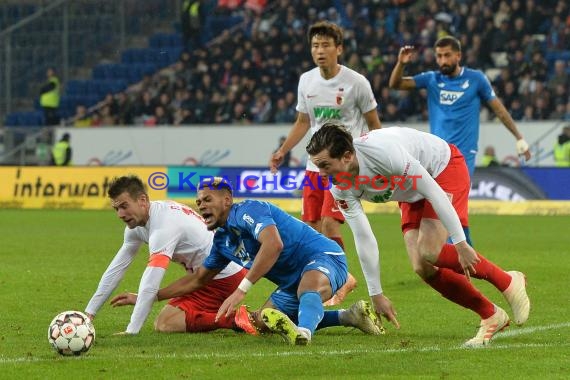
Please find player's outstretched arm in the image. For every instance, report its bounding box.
[216,225,283,321]
[156,266,220,301]
[269,112,311,173]
[85,240,141,318]
[389,46,417,90]
[487,98,531,161]
[363,108,382,131]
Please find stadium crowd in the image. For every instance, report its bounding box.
[72,0,570,127]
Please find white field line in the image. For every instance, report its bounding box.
[494,321,570,338]
[1,322,569,364]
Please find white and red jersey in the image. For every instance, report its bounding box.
[85,200,242,333]
[297,65,377,172]
[330,127,467,296]
[332,127,451,206]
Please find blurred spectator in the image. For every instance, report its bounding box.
[481,145,500,167]
[50,133,72,166]
[133,91,155,121]
[154,105,173,125]
[73,105,92,128]
[553,126,570,167]
[181,0,205,50]
[273,98,296,123]
[547,60,569,92]
[99,105,117,126]
[115,92,134,125]
[39,67,60,126]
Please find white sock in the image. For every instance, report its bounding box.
[298,327,312,341]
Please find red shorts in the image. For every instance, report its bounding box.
[168,268,247,313]
[399,144,469,234]
[301,171,345,223]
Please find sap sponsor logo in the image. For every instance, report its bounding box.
[439,90,464,105]
[470,181,526,201]
[242,213,255,225]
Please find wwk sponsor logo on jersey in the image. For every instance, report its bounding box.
[439,90,464,105]
[313,107,341,119]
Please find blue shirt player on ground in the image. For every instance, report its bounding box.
[389,36,532,244]
[153,177,384,345]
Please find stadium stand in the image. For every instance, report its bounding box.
[2,0,570,127]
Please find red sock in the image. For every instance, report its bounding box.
[424,268,495,319]
[435,244,512,292]
[185,310,235,332]
[330,236,345,250]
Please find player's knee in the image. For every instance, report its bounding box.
[154,315,182,333]
[321,217,341,236]
[410,258,433,279]
[417,239,442,264]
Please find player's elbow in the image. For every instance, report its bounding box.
[271,239,284,255]
[388,79,402,89]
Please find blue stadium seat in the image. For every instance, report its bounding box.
[5,113,19,127]
[65,80,88,97]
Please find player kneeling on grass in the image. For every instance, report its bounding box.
[306,124,530,347]
[114,177,385,345]
[85,175,254,335]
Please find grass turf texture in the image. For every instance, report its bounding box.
[0,209,568,379]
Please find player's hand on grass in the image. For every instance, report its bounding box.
[455,241,481,280]
[215,289,246,322]
[269,150,284,174]
[371,293,400,329]
[398,45,415,65]
[110,292,138,307]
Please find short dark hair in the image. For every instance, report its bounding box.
[434,36,461,52]
[308,21,343,47]
[198,176,233,196]
[306,123,354,159]
[108,175,147,200]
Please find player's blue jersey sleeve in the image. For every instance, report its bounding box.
[476,70,496,102]
[233,200,276,240]
[413,71,434,89]
[202,241,231,270]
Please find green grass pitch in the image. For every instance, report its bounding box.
[0,209,568,379]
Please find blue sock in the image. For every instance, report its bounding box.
[447,226,473,247]
[298,291,324,335]
[317,310,340,330]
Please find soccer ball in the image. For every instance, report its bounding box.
[48,310,95,356]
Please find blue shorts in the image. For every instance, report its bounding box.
[269,252,347,321]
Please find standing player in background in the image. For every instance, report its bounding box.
[389,36,532,244]
[85,175,256,335]
[306,124,530,347]
[269,21,382,305]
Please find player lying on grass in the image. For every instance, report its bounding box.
[306,124,530,347]
[112,177,384,345]
[85,175,256,335]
